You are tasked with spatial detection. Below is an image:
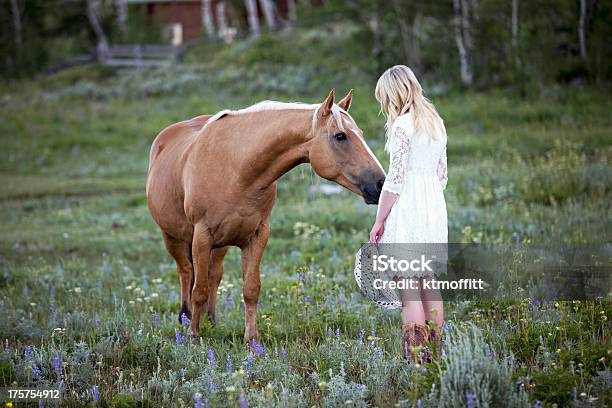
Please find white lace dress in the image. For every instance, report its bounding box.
[354,112,448,309]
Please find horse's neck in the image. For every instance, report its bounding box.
[238,110,313,187]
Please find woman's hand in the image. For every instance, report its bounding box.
[369,220,385,244]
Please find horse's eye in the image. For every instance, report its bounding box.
[334,132,347,142]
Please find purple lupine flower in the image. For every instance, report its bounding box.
[573,387,577,401]
[226,356,233,373]
[443,322,452,334]
[535,401,542,408]
[252,340,265,357]
[52,352,62,378]
[95,318,100,327]
[181,313,191,327]
[488,351,494,360]
[305,295,312,304]
[239,394,249,408]
[225,294,234,308]
[205,398,210,408]
[32,365,42,381]
[466,392,477,408]
[274,347,279,358]
[358,329,365,344]
[193,393,203,408]
[97,277,103,289]
[207,349,215,367]
[180,368,185,380]
[417,399,422,408]
[50,286,56,303]
[23,286,29,297]
[335,328,340,339]
[25,346,33,358]
[327,327,333,337]
[281,348,287,363]
[176,329,184,345]
[246,354,254,370]
[209,380,216,393]
[371,327,376,338]
[91,385,99,402]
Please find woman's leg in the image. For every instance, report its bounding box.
[420,277,444,326]
[399,279,426,325]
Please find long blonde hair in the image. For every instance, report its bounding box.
[375,65,445,151]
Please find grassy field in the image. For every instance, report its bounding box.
[0,25,610,407]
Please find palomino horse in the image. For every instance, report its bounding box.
[146,89,385,341]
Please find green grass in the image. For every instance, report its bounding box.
[0,25,610,407]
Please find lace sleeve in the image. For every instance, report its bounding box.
[437,146,448,190]
[382,126,411,195]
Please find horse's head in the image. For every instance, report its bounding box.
[308,89,386,204]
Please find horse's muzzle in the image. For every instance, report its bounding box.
[359,174,385,205]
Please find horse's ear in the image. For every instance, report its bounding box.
[337,89,353,112]
[320,89,335,116]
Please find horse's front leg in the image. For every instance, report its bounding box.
[241,222,270,343]
[191,223,213,338]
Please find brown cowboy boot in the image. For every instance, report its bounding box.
[402,322,429,362]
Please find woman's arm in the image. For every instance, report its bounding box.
[369,190,398,243]
[369,125,411,243]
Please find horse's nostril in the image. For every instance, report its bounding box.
[376,178,385,191]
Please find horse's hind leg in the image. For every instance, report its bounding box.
[161,231,194,322]
[207,246,229,327]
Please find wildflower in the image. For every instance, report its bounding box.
[97,278,103,289]
[209,380,217,393]
[246,354,254,370]
[252,339,265,357]
[52,352,62,378]
[281,348,287,363]
[466,392,477,408]
[193,393,204,408]
[335,328,340,339]
[95,319,100,327]
[25,346,33,359]
[152,312,160,325]
[74,287,82,294]
[23,287,29,297]
[225,294,234,308]
[226,356,233,372]
[176,329,184,345]
[181,313,191,327]
[534,400,542,408]
[180,368,185,380]
[91,385,99,402]
[239,394,249,408]
[32,365,42,381]
[443,322,452,333]
[358,328,365,344]
[274,347,279,358]
[417,400,422,408]
[225,386,236,393]
[305,295,312,304]
[207,349,215,367]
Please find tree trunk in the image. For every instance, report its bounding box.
[244,0,260,37]
[10,0,22,52]
[392,0,421,70]
[511,0,518,48]
[259,0,276,30]
[86,0,109,61]
[217,1,228,41]
[201,0,215,39]
[115,0,127,36]
[287,0,297,23]
[453,0,473,86]
[578,0,588,63]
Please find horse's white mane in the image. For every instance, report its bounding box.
[203,100,348,133]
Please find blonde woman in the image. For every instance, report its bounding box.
[355,65,448,361]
